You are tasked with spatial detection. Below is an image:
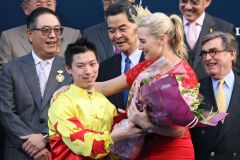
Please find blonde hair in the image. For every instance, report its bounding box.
[138,12,187,59]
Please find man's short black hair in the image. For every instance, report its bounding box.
[27,7,60,29]
[65,38,98,67]
[106,0,136,23]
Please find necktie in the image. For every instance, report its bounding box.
[187,22,197,49]
[39,61,48,98]
[216,79,226,113]
[123,56,131,107]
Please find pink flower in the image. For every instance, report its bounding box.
[182,95,193,106]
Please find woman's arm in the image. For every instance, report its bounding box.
[51,74,130,102]
[95,74,130,96]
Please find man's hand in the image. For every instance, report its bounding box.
[20,134,46,157]
[50,85,70,104]
[33,148,50,160]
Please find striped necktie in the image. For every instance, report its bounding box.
[39,61,48,98]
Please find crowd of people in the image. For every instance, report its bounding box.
[0,0,239,160]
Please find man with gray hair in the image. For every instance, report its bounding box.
[190,31,240,160]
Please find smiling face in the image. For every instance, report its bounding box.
[137,26,162,60]
[67,51,99,90]
[179,0,211,22]
[202,37,235,79]
[107,13,139,55]
[27,13,61,60]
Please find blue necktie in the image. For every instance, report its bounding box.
[123,56,131,108]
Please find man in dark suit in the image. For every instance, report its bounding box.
[97,1,144,109]
[190,31,240,160]
[83,0,136,62]
[179,0,237,79]
[0,8,72,160]
[0,0,81,69]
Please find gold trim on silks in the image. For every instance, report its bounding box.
[56,70,64,82]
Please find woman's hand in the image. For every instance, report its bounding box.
[110,119,144,143]
[128,103,186,138]
[50,85,70,104]
[128,103,154,131]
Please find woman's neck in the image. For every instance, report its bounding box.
[160,48,181,66]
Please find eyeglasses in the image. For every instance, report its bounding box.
[32,26,63,36]
[180,0,200,5]
[200,49,228,58]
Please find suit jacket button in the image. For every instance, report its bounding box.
[233,152,237,158]
[210,152,215,157]
[39,118,45,124]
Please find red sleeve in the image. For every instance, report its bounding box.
[125,60,154,85]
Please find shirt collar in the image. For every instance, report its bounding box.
[70,84,97,97]
[32,50,55,65]
[212,70,235,90]
[121,49,142,66]
[183,12,205,26]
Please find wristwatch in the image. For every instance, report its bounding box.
[43,134,51,150]
[147,128,154,133]
[43,134,49,143]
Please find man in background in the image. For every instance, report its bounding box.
[190,31,240,160]
[179,0,238,79]
[0,0,81,69]
[83,0,136,62]
[97,0,144,109]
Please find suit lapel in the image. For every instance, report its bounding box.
[200,77,218,111]
[41,56,65,108]
[214,75,240,145]
[19,25,32,53]
[115,54,122,76]
[140,51,145,62]
[193,14,215,69]
[20,54,42,109]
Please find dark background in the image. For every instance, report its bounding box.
[0,0,239,41]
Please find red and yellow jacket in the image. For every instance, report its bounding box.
[48,85,117,160]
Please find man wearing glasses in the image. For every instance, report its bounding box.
[0,7,72,160]
[190,31,240,160]
[179,0,238,79]
[0,0,81,71]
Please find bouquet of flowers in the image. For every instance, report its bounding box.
[110,57,227,159]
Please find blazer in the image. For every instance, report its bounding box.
[0,54,72,160]
[184,13,237,79]
[0,25,81,65]
[83,22,114,62]
[190,74,240,160]
[97,52,145,109]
